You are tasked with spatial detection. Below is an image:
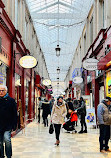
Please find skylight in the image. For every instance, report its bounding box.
[26,0,94,81]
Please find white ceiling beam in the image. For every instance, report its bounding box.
[59,1,76,11]
[31,1,79,14]
[32,13,84,19]
[31,2,58,13]
[59,1,86,14]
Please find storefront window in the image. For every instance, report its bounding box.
[0,62,7,85]
[15,73,21,129]
[15,73,21,102]
[25,79,29,121]
[106,71,111,97]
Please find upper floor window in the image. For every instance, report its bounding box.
[90,16,93,45]
[84,33,86,55]
[99,0,105,28]
[102,0,104,28]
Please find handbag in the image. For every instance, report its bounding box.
[49,123,54,134]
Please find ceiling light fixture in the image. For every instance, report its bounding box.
[55,45,61,57]
[57,67,60,74]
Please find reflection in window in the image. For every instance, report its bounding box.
[25,79,29,120]
[15,73,21,102]
[0,63,7,85]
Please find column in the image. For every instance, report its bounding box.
[21,69,26,121]
[92,71,99,119]
[8,42,16,99]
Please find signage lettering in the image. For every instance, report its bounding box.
[83,58,99,71]
[72,68,83,78]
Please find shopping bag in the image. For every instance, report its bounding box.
[49,123,54,134]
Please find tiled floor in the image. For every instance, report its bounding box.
[10,120,111,158]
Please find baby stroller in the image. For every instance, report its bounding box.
[63,111,78,133]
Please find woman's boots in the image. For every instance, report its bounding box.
[54,140,60,146]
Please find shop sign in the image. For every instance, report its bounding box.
[83,58,99,71]
[73,76,83,84]
[106,71,111,97]
[86,108,96,126]
[42,79,51,86]
[72,68,83,78]
[19,55,37,68]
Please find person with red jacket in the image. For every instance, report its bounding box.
[69,109,78,132]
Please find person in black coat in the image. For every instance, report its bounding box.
[77,97,87,133]
[0,85,17,158]
[42,99,50,127]
[66,98,74,119]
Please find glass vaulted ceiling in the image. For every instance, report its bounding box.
[26,0,94,81]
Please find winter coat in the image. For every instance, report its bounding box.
[67,101,74,111]
[51,102,67,124]
[77,100,86,116]
[42,101,50,117]
[97,100,111,125]
[0,95,17,132]
[70,112,78,122]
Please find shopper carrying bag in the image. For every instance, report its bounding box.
[51,96,67,146]
[49,122,54,134]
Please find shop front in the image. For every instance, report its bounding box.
[0,1,36,134]
[82,29,106,117]
[35,74,43,120]
[98,26,111,97]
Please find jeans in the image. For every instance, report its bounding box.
[99,124,110,151]
[54,124,61,141]
[0,131,12,158]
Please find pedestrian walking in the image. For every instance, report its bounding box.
[0,85,17,158]
[97,96,111,153]
[77,97,87,133]
[38,97,42,123]
[42,99,50,127]
[49,96,55,114]
[66,98,74,119]
[51,96,67,146]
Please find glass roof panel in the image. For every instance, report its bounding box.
[26,0,94,81]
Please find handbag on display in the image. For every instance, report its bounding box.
[49,123,54,134]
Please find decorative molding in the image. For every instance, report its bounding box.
[0,17,13,37]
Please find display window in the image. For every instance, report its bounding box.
[25,79,29,121]
[106,70,111,97]
[0,62,7,85]
[15,73,21,102]
[15,73,22,129]
[35,88,41,119]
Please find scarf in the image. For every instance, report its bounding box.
[0,93,9,99]
[57,101,62,106]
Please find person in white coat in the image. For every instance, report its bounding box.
[51,96,67,146]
